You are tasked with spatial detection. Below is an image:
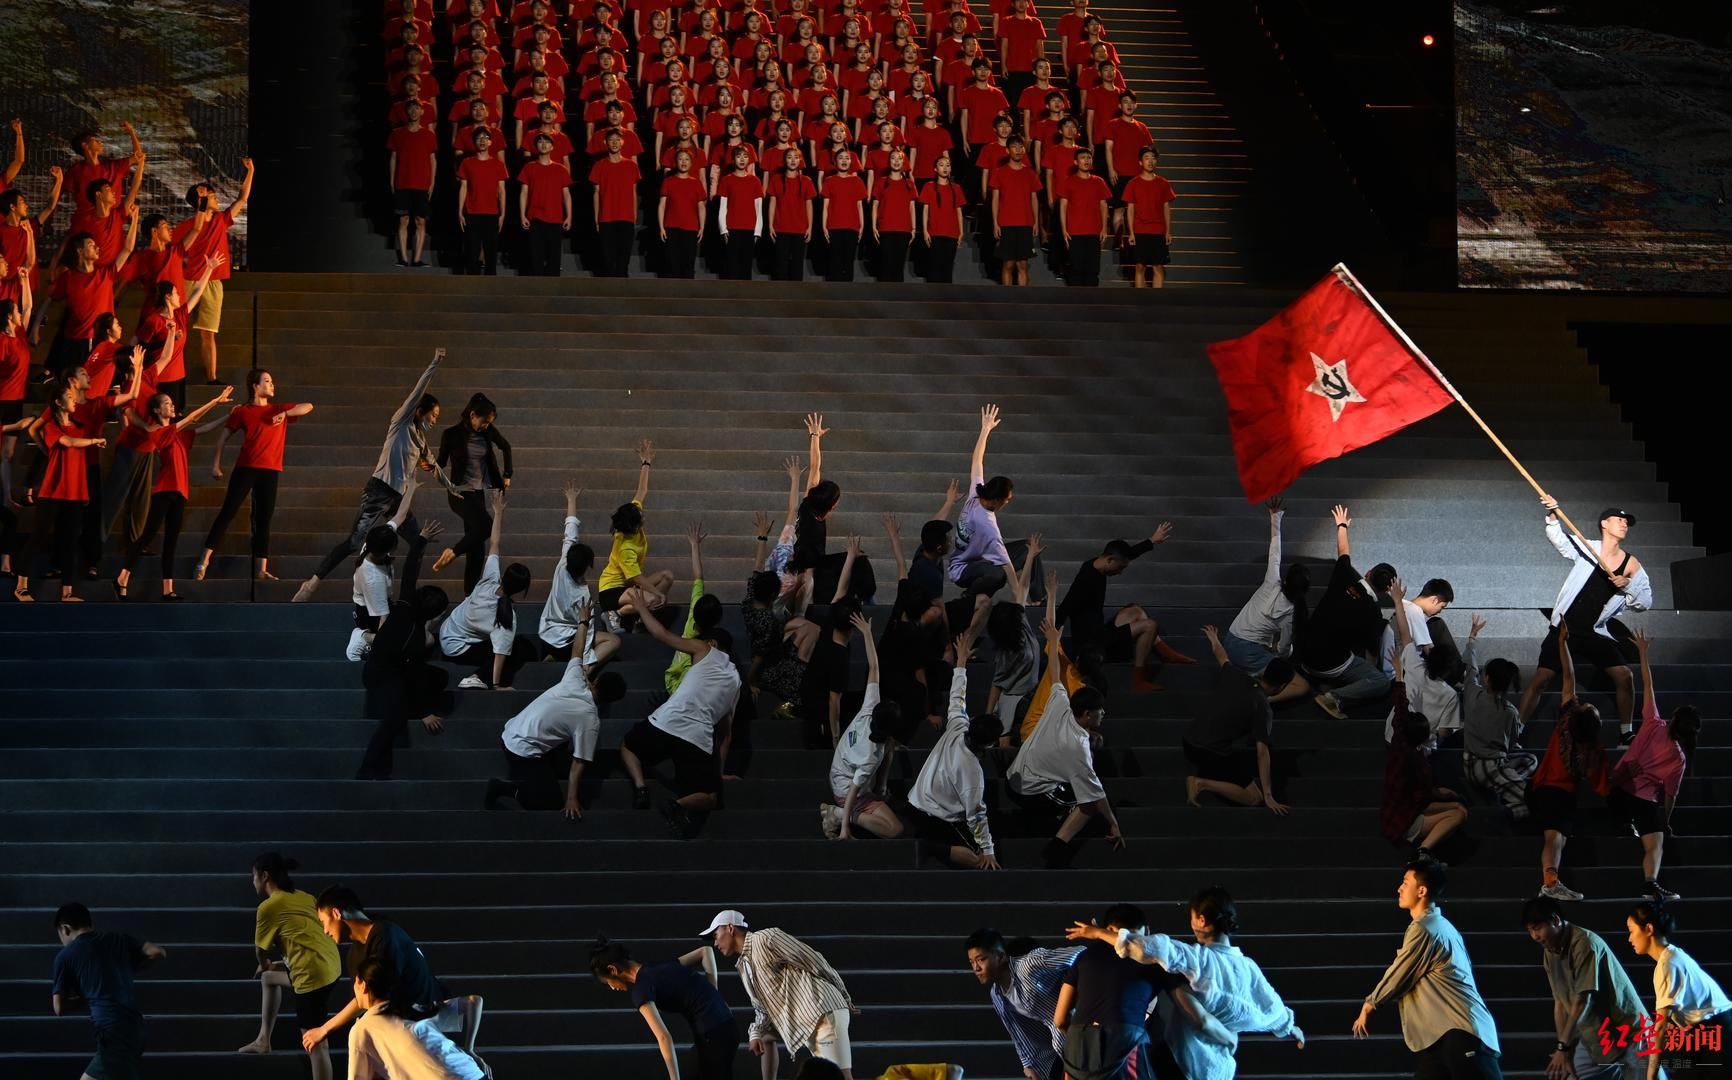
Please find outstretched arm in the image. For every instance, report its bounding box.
[1556,621,1576,708]
[1,119,21,186]
[627,594,708,657]
[228,157,256,217]
[391,347,444,430]
[1007,532,1043,604]
[851,610,878,685]
[882,513,906,581]
[110,200,142,272]
[1333,504,1352,558]
[33,166,64,226]
[804,411,827,489]
[830,535,861,603]
[686,519,706,585]
[969,403,1000,485]
[933,477,959,522]
[1261,497,1284,584]
[486,487,506,557]
[183,253,225,313]
[753,509,772,571]
[175,385,235,429]
[1633,628,1655,720]
[780,454,803,529]
[1200,624,1230,667]
[633,438,655,503]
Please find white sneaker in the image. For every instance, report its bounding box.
[458,674,489,690]
[818,803,841,840]
[1314,692,1347,720]
[1539,881,1585,902]
[603,610,624,634]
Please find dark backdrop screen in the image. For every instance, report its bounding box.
[1455,1,1731,292]
[0,0,249,265]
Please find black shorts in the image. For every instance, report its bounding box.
[1133,233,1170,266]
[1536,623,1636,674]
[1609,785,1667,836]
[1526,783,1579,836]
[1183,740,1255,784]
[1109,174,1132,205]
[597,586,626,612]
[293,978,340,1031]
[998,225,1034,260]
[538,636,574,662]
[622,719,721,796]
[394,189,430,218]
[85,1020,144,1080]
[904,804,981,854]
[1099,621,1136,663]
[0,399,21,425]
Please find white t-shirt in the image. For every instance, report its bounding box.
[649,645,741,754]
[346,558,396,661]
[539,516,597,665]
[1380,599,1433,675]
[908,667,995,854]
[1655,944,1732,1025]
[1007,685,1108,803]
[439,553,515,658]
[829,684,886,802]
[502,658,602,762]
[347,1004,485,1080]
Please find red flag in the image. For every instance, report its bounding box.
[1206,267,1455,503]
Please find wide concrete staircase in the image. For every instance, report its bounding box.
[3,276,1728,1078]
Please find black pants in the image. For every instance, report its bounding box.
[692,1017,741,1080]
[824,228,859,281]
[21,497,82,582]
[313,477,418,580]
[772,233,807,280]
[123,491,185,581]
[447,637,536,688]
[1066,234,1102,286]
[955,538,1047,599]
[497,747,563,810]
[0,501,16,563]
[78,456,102,569]
[723,231,757,279]
[597,220,635,277]
[877,231,911,281]
[359,662,449,780]
[1005,72,1036,114]
[525,219,564,276]
[925,236,958,282]
[662,227,698,278]
[461,214,500,275]
[1415,1031,1504,1079]
[202,466,280,560]
[446,489,493,594]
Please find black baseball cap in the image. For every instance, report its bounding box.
[1599,507,1637,527]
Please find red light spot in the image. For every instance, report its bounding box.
[1421,33,1435,47]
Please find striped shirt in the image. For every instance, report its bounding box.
[737,928,854,1047]
[990,947,1083,1075]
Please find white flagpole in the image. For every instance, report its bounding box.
[1329,262,1615,573]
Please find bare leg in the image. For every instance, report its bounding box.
[1266,671,1313,705]
[948,846,991,869]
[239,969,291,1052]
[855,803,904,838]
[760,1038,779,1080]
[1518,667,1556,722]
[308,1037,333,1080]
[1054,803,1096,842]
[397,215,410,262]
[620,744,646,789]
[199,329,218,382]
[586,630,622,671]
[1542,829,1568,884]
[255,557,275,580]
[1641,831,1664,881]
[1418,802,1467,850]
[1152,265,1165,289]
[412,217,427,263]
[1188,776,1262,807]
[677,791,719,812]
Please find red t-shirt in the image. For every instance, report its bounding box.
[136,307,191,383]
[589,157,643,223]
[1103,116,1152,177]
[173,209,235,282]
[522,129,576,161]
[766,172,817,232]
[955,84,1011,144]
[0,332,28,401]
[0,220,33,293]
[49,265,116,341]
[146,425,198,497]
[822,173,868,231]
[872,175,918,232]
[39,419,90,502]
[84,340,121,398]
[388,126,439,191]
[1042,142,1077,184]
[518,160,573,223]
[1017,83,1057,115]
[918,180,967,238]
[1123,174,1175,235]
[124,246,186,296]
[716,172,764,229]
[67,158,130,214]
[906,125,954,180]
[1060,173,1110,234]
[660,174,708,230]
[70,208,127,266]
[457,156,511,214]
[1000,16,1047,71]
[990,165,1042,227]
[227,402,301,472]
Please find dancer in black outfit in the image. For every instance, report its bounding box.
[432,393,512,593]
[357,581,450,781]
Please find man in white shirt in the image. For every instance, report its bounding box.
[705,910,858,1079]
[620,586,742,838]
[907,613,1003,869]
[1008,614,1123,869]
[536,478,621,670]
[486,609,626,820]
[347,956,484,1080]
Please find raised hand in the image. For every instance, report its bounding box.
[1540,492,1559,513]
[844,534,861,559]
[1150,521,1173,544]
[420,520,446,543]
[487,487,507,515]
[1469,613,1487,639]
[1632,627,1650,654]
[804,411,828,438]
[563,476,582,503]
[944,477,959,504]
[432,347,447,361]
[979,403,1001,432]
[1045,568,1058,598]
[1331,504,1351,528]
[1025,531,1043,559]
[1263,496,1284,515]
[754,509,772,537]
[1040,614,1060,643]
[848,611,871,636]
[688,520,708,547]
[1200,624,1221,642]
[881,512,900,538]
[637,438,656,466]
[1387,577,1405,605]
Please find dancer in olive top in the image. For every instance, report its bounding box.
[239,853,343,1080]
[294,348,446,601]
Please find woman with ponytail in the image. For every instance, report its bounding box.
[1626,901,1730,1070]
[113,385,233,601]
[439,487,534,689]
[1527,621,1610,903]
[1611,630,1699,903]
[240,853,342,1080]
[947,403,1042,601]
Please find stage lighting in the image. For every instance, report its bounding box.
[1421,33,1436,47]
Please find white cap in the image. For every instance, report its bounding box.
[700,910,748,937]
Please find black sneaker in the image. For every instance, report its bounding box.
[1644,880,1681,903]
[632,785,651,810]
[483,778,511,810]
[1619,728,1638,747]
[395,257,409,268]
[661,800,697,840]
[1041,836,1076,870]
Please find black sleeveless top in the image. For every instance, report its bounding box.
[1564,550,1631,631]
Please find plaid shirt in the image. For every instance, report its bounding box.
[737,928,854,1046]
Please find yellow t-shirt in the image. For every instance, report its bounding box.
[1020,647,1085,744]
[254,889,342,994]
[597,499,648,592]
